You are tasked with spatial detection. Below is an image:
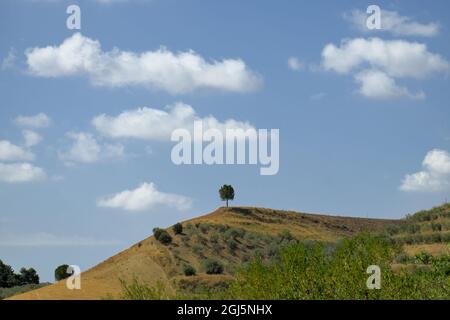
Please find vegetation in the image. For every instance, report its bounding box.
[153,228,172,245]
[0,283,50,300]
[0,260,39,288]
[183,265,196,276]
[204,260,224,275]
[54,264,71,281]
[173,223,183,235]
[121,234,450,300]
[219,185,235,207]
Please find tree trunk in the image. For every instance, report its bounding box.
[226,199,228,207]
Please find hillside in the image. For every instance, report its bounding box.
[9,207,399,300]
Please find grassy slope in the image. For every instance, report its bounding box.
[9,207,398,300]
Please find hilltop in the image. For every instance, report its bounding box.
[9,206,398,300]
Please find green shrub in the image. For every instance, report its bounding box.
[173,223,183,235]
[227,239,238,252]
[431,223,442,232]
[204,260,224,275]
[415,251,432,265]
[54,264,71,281]
[183,265,196,276]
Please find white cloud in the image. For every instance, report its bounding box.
[92,102,255,141]
[322,38,448,77]
[1,48,16,70]
[287,57,304,71]
[97,182,192,212]
[14,113,51,128]
[345,9,440,37]
[22,130,43,147]
[321,38,448,99]
[0,232,121,247]
[25,33,261,94]
[0,140,34,161]
[0,162,46,183]
[400,149,450,192]
[355,70,424,100]
[58,132,124,164]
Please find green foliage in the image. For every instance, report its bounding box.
[54,264,70,281]
[219,185,235,207]
[0,283,49,299]
[173,223,183,235]
[153,228,172,245]
[278,229,295,241]
[121,279,170,300]
[431,223,442,232]
[415,251,432,265]
[1,259,40,288]
[17,268,39,285]
[183,264,196,276]
[204,260,224,275]
[0,259,17,288]
[227,239,238,252]
[227,234,450,300]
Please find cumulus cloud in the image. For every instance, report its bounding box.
[287,57,304,71]
[345,9,439,37]
[25,33,261,94]
[400,149,450,192]
[22,130,43,147]
[58,132,124,164]
[14,113,51,128]
[0,232,120,247]
[92,102,255,141]
[97,182,192,212]
[321,38,448,99]
[0,162,46,183]
[354,70,424,99]
[0,140,34,161]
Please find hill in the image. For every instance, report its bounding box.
[9,206,399,300]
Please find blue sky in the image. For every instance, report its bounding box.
[1,0,450,282]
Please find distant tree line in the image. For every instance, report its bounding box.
[0,259,39,288]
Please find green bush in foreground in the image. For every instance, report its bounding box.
[228,234,449,300]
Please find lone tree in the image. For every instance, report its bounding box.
[219,184,235,207]
[54,264,70,281]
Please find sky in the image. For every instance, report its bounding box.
[0,0,450,282]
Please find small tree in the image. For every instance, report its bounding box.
[173,223,183,235]
[183,264,196,276]
[54,264,70,281]
[219,185,235,207]
[204,260,224,275]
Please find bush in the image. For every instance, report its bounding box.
[153,228,164,240]
[228,234,449,299]
[54,264,70,281]
[415,252,432,265]
[278,229,294,241]
[159,232,172,245]
[173,223,183,235]
[431,223,442,232]
[153,228,172,245]
[227,239,238,252]
[183,265,196,276]
[204,260,224,275]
